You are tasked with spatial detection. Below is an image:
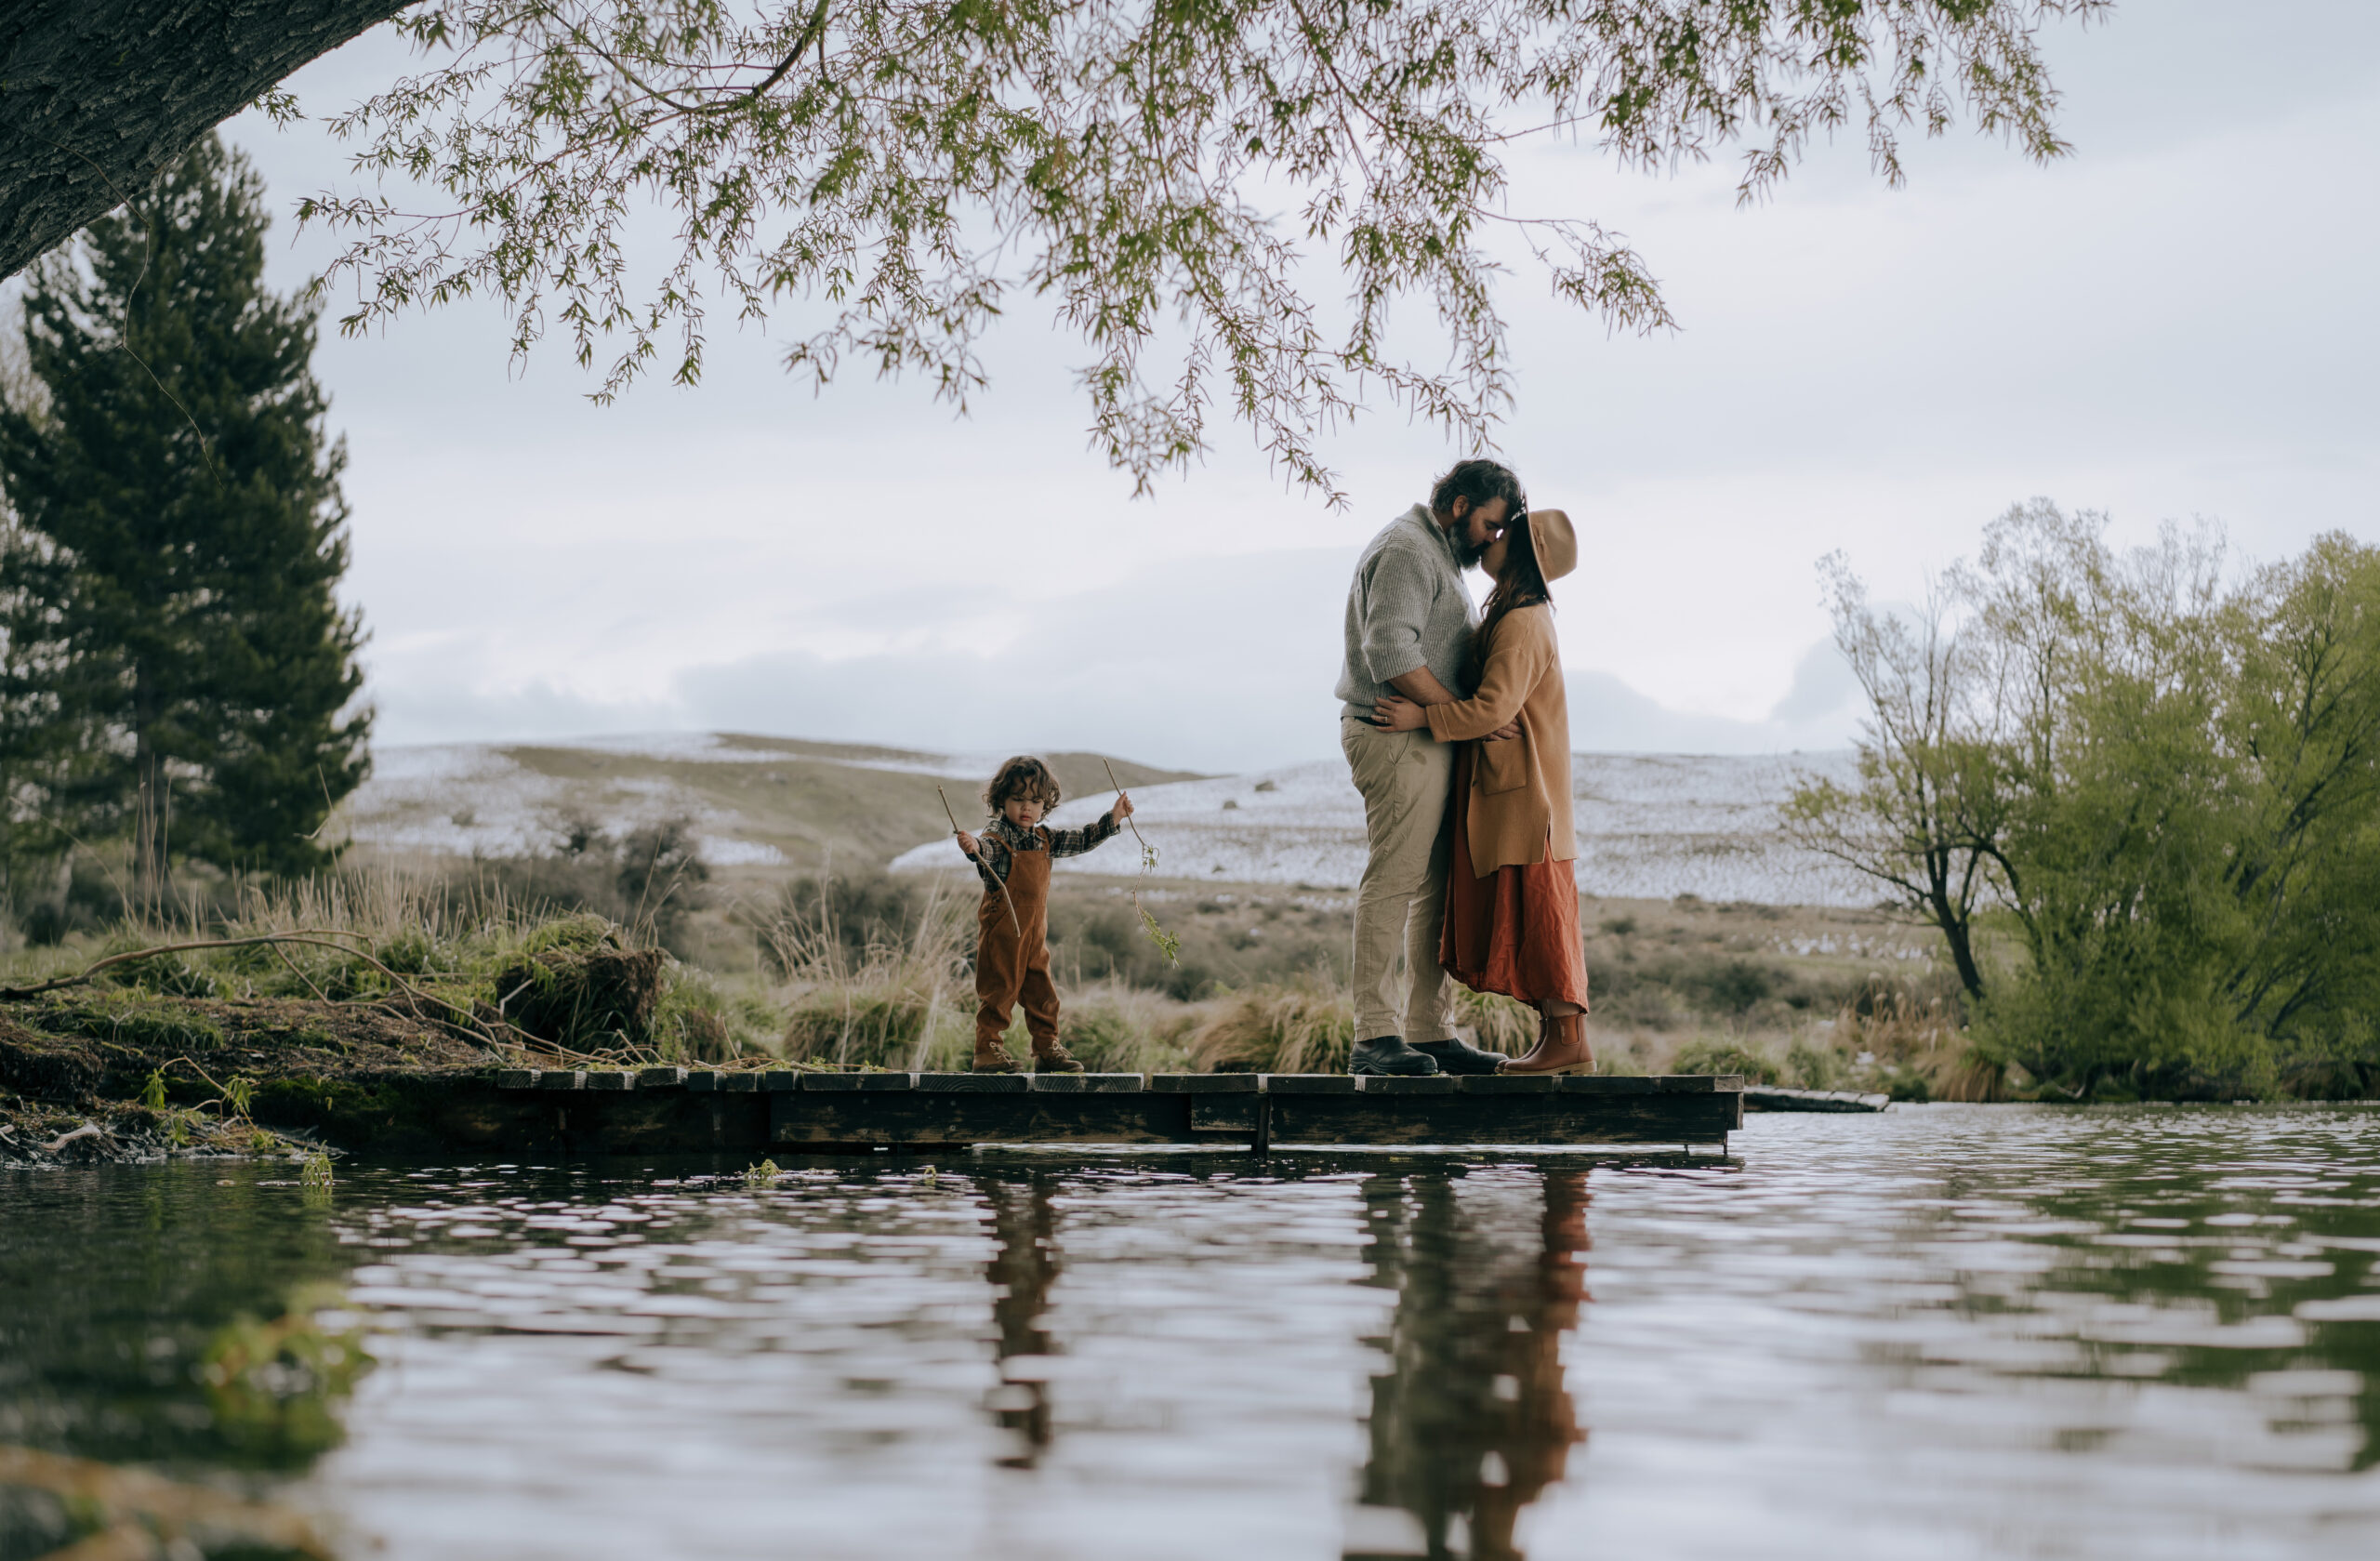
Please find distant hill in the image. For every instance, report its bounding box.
[337,733,1205,876]
[341,733,1869,906]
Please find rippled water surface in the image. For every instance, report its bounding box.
[6,1105,2380,1559]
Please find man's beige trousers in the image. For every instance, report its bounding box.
[1341,714,1456,1045]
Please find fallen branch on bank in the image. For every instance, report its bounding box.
[0,931,513,1051]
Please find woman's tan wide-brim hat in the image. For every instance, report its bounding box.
[1527,508,1577,582]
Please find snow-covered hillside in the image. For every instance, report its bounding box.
[889,751,1871,906]
[345,738,799,865]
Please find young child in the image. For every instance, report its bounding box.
[955,755,1134,1073]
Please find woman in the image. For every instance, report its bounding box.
[1373,507,1591,1075]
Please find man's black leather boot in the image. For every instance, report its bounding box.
[1350,1037,1441,1076]
[1413,1038,1508,1076]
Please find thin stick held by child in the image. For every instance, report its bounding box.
[952,755,1132,1074]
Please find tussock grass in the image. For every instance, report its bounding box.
[1005,981,1200,1072]
[1659,992,2003,1101]
[1188,975,1355,1074]
[1448,986,1539,1053]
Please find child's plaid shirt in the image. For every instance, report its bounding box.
[972,811,1121,892]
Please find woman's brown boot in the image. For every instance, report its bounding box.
[1499,1012,1593,1076]
[972,1038,1023,1073]
[1032,1040,1085,1074]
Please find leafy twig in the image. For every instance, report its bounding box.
[1102,759,1179,965]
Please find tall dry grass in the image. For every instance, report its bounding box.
[1188,974,1355,1073]
[1185,968,1541,1074]
[765,871,979,1069]
[1843,991,2004,1100]
[1012,980,1201,1072]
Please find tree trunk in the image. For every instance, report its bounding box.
[1926,863,1987,1001]
[1940,917,1986,1003]
[131,665,162,920]
[0,0,415,280]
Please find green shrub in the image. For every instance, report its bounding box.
[1783,1036,1846,1091]
[1670,1037,1779,1085]
[490,937,666,1051]
[653,973,775,1063]
[1668,958,1778,1014]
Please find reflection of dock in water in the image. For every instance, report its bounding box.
[1348,1171,1590,1561]
[483,1071,1742,1155]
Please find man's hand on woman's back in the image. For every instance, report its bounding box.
[1375,693,1521,742]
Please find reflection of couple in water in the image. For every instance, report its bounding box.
[977,1168,1590,1559]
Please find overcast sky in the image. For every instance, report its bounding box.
[219,1,2380,774]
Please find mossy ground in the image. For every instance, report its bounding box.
[0,990,500,1166]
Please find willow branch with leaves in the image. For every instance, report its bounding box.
[1103,757,1178,964]
[299,0,2100,499]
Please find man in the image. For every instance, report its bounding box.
[1336,458,1525,1077]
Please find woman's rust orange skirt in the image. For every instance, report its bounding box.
[1439,746,1591,1009]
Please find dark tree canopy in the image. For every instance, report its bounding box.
[0,0,415,281]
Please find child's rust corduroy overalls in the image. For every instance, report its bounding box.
[975,827,1061,1052]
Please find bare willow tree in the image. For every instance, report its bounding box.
[1781,553,2012,999]
[298,0,2106,496]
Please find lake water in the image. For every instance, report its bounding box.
[5,1105,2378,1560]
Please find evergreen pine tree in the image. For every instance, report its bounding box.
[0,133,368,897]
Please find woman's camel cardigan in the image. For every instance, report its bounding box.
[1423,604,1575,877]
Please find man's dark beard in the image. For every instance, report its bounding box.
[1454,527,1488,568]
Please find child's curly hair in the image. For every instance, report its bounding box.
[984,755,1062,817]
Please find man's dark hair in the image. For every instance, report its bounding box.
[1429,458,1524,522]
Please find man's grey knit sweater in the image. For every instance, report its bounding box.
[1336,504,1478,721]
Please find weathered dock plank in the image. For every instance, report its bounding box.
[802,1071,917,1092]
[325,1072,1743,1157]
[1269,1091,1739,1146]
[770,1091,1195,1147]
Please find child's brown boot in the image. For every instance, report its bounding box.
[1032,1041,1085,1074]
[972,1038,1023,1073]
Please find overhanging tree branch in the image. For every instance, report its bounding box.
[0,0,417,280]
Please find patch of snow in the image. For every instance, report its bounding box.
[545,730,1001,780]
[345,741,784,867]
[826,751,1012,781]
[698,838,788,866]
[342,745,568,858]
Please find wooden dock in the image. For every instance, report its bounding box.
[482,1068,1745,1155]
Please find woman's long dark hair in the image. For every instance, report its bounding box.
[1470,511,1553,679]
